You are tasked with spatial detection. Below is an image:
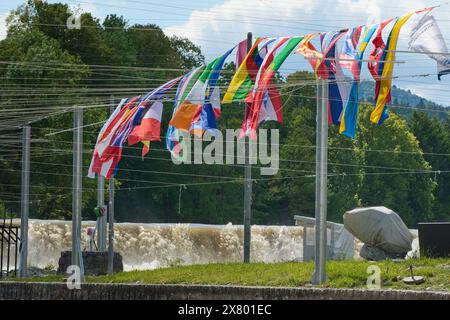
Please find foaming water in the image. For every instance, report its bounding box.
[3,220,305,271]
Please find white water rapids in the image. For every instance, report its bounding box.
[2,219,420,272]
[8,219,311,271]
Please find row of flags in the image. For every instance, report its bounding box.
[88,77,181,179]
[89,8,450,180]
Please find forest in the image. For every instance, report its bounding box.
[0,0,449,227]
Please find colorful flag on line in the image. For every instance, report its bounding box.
[170,47,235,133]
[339,25,377,138]
[246,36,303,139]
[409,12,450,80]
[223,38,275,104]
[128,101,164,158]
[369,9,433,125]
[166,68,203,157]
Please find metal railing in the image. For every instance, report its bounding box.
[0,210,20,278]
[294,215,354,261]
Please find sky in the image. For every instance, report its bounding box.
[0,0,449,106]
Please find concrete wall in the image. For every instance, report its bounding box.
[0,282,449,300]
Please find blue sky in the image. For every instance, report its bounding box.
[0,0,449,106]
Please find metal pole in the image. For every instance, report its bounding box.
[6,210,11,276]
[18,125,30,278]
[72,106,84,279]
[97,172,106,251]
[107,95,115,274]
[312,79,329,284]
[243,31,252,263]
[1,210,4,278]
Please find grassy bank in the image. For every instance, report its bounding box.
[7,259,450,291]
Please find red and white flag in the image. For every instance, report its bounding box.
[128,101,164,157]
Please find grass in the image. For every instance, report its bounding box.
[5,258,450,291]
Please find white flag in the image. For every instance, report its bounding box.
[409,13,450,80]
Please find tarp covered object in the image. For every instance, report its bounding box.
[343,206,413,253]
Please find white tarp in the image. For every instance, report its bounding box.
[343,206,413,254]
[331,223,355,260]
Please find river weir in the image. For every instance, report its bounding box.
[19,220,306,271]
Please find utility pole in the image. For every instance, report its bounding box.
[97,167,106,251]
[72,106,84,279]
[18,125,30,278]
[107,95,115,274]
[312,79,329,284]
[243,31,252,263]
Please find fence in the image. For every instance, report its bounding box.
[0,210,20,278]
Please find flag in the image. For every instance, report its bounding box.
[88,97,140,179]
[131,76,182,128]
[170,47,235,132]
[258,86,283,124]
[296,34,322,71]
[224,37,283,138]
[296,32,345,79]
[371,8,436,125]
[88,98,128,179]
[236,38,248,70]
[339,26,363,79]
[239,85,283,139]
[367,18,394,111]
[88,150,119,180]
[370,12,419,125]
[170,58,221,131]
[95,97,140,160]
[128,101,163,157]
[296,31,348,125]
[338,25,376,138]
[247,36,303,139]
[366,19,393,125]
[321,31,349,124]
[190,85,220,136]
[127,77,182,156]
[167,68,202,156]
[409,13,450,80]
[88,77,181,179]
[223,38,275,103]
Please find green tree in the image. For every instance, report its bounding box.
[0,1,204,221]
[409,111,450,221]
[256,71,362,224]
[0,27,94,219]
[357,106,436,226]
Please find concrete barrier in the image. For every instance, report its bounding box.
[0,282,449,300]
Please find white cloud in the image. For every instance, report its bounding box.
[163,0,436,57]
[0,12,8,40]
[163,0,449,104]
[68,0,101,20]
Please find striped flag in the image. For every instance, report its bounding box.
[369,10,431,125]
[128,101,164,158]
[88,77,182,179]
[295,31,347,126]
[321,31,349,125]
[247,36,303,139]
[367,18,395,114]
[223,37,275,104]
[167,68,202,156]
[170,47,235,132]
[88,97,138,179]
[339,25,377,138]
